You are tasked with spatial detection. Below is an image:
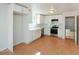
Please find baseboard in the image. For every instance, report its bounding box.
[13,41,32,46]
[8,47,13,52]
[13,41,24,46]
[44,35,65,40]
[0,48,13,52]
[30,37,42,44]
[24,36,41,44]
[13,36,42,45]
[0,48,7,52]
[24,41,31,44]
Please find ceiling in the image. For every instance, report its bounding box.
[31,3,79,15]
[18,3,79,15]
[17,3,32,9]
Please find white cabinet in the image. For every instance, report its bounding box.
[44,16,51,24]
[44,27,50,35]
[40,15,45,24]
[32,30,41,41]
[33,14,45,24]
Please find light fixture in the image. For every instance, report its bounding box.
[49,10,54,13]
[49,5,54,13]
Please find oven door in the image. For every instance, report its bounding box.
[51,28,58,34]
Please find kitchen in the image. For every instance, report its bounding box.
[44,15,65,39]
[0,3,79,54]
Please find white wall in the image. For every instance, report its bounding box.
[23,12,41,44]
[40,15,45,25]
[51,21,58,27]
[7,4,13,51]
[0,4,9,51]
[0,4,13,51]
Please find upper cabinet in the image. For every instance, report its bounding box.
[36,14,45,24]
[40,15,45,24]
[44,16,51,24]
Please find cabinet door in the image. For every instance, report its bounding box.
[44,16,51,25]
[40,15,45,24]
[44,27,50,35]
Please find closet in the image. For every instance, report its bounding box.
[65,16,75,41]
[13,4,29,46]
[10,4,30,51]
[13,12,24,45]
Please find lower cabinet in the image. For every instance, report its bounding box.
[32,30,41,41]
[44,27,50,35]
[26,29,41,44]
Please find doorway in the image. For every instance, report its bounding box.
[65,16,75,41]
[13,11,24,46]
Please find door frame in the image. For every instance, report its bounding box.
[64,15,77,45]
[75,15,78,45]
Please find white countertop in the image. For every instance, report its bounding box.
[29,27,42,30]
[28,23,44,31]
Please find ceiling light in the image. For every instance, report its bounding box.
[49,10,54,13]
[49,5,54,13]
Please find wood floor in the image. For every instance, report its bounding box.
[13,36,79,55]
[0,36,79,55]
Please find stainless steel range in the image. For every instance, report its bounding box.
[51,26,58,34]
[50,19,58,36]
[51,26,58,35]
